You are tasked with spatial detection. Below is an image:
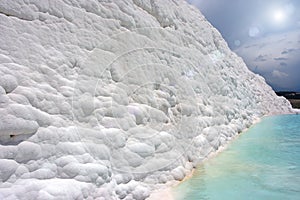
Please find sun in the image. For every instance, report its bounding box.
[273,10,285,23]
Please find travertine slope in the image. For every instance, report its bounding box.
[0,0,292,199]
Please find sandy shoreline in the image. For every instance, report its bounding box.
[147,116,265,200]
[148,110,299,200]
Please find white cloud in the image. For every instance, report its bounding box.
[272,70,288,78]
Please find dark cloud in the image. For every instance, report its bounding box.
[288,48,296,52]
[258,43,267,49]
[280,62,287,66]
[274,57,288,61]
[281,48,296,54]
[244,44,258,49]
[255,55,268,62]
[234,30,300,91]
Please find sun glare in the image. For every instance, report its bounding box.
[273,10,285,22]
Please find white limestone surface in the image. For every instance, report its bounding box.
[0,0,293,199]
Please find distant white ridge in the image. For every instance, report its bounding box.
[0,0,293,199]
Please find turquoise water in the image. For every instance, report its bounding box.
[174,114,300,200]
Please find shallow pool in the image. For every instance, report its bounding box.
[174,114,300,200]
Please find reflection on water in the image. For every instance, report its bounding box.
[174,115,300,200]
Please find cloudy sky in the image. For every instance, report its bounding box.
[188,0,300,91]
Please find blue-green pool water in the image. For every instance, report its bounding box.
[174,114,300,200]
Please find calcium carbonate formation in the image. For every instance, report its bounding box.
[0,0,292,199]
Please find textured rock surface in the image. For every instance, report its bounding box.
[0,0,293,199]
